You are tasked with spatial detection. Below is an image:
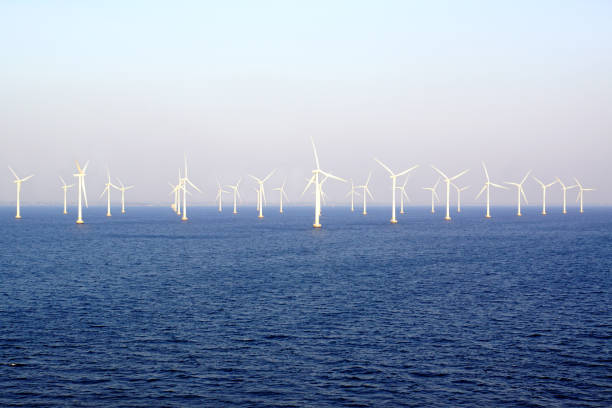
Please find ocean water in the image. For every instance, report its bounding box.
[1,205,610,407]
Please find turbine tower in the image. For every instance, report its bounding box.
[556,177,577,214]
[346,180,359,212]
[8,166,34,219]
[249,170,275,219]
[431,165,469,221]
[215,179,230,212]
[100,170,119,217]
[355,172,373,215]
[180,156,201,221]
[304,138,345,228]
[423,178,440,214]
[475,162,507,218]
[574,178,594,213]
[272,178,289,213]
[73,161,89,224]
[226,178,241,214]
[451,183,470,213]
[533,176,558,215]
[505,170,531,216]
[116,178,134,214]
[396,177,410,214]
[59,176,74,214]
[374,158,418,224]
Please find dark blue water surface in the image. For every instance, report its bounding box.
[1,205,611,407]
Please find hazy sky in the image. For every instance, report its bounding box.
[1,1,610,207]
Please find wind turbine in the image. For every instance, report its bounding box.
[556,177,577,214]
[73,161,89,224]
[303,138,346,228]
[273,178,289,213]
[100,170,119,217]
[180,156,201,221]
[355,172,373,215]
[475,162,507,218]
[431,165,469,221]
[396,177,410,214]
[175,169,182,215]
[374,158,419,224]
[169,182,179,212]
[423,178,440,214]
[505,170,531,216]
[574,178,594,213]
[116,178,134,214]
[215,179,230,212]
[249,170,275,219]
[346,180,359,212]
[451,183,470,213]
[533,176,558,215]
[59,176,74,214]
[8,166,34,219]
[225,178,241,214]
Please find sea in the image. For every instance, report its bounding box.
[1,205,610,407]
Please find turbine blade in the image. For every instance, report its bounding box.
[82,179,89,208]
[476,184,487,199]
[374,158,393,175]
[396,164,419,178]
[365,171,372,186]
[482,162,490,181]
[248,174,262,183]
[75,161,82,174]
[490,183,508,189]
[430,165,448,180]
[310,137,320,169]
[59,176,66,186]
[22,175,34,182]
[186,178,202,193]
[521,170,532,185]
[450,169,469,181]
[262,169,276,183]
[82,161,90,173]
[532,176,544,187]
[8,166,19,179]
[520,187,528,204]
[320,170,346,183]
[301,175,315,197]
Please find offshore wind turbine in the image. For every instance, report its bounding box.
[556,178,577,214]
[169,182,179,212]
[451,183,469,213]
[59,176,74,214]
[215,179,230,212]
[374,158,418,224]
[423,178,440,214]
[505,170,531,216]
[8,166,34,219]
[475,162,508,218]
[100,170,119,217]
[396,177,410,214]
[226,178,241,214]
[533,176,558,215]
[180,157,201,221]
[116,178,134,214]
[303,138,346,228]
[272,178,289,213]
[249,170,275,219]
[431,165,469,221]
[574,178,594,213]
[73,161,89,224]
[346,180,359,212]
[355,172,373,215]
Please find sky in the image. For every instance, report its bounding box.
[1,0,610,207]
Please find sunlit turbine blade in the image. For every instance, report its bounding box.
[59,176,66,186]
[532,176,544,187]
[430,165,448,180]
[365,172,372,186]
[574,177,582,188]
[262,169,276,183]
[310,137,321,170]
[301,175,315,197]
[476,184,487,199]
[82,161,90,173]
[433,191,440,202]
[82,179,89,207]
[396,165,419,178]
[450,169,469,181]
[22,175,34,182]
[482,162,490,181]
[99,185,108,199]
[520,187,528,204]
[75,161,83,174]
[490,183,508,189]
[320,170,346,183]
[521,170,532,185]
[374,158,393,176]
[248,174,262,183]
[186,179,201,193]
[8,166,19,179]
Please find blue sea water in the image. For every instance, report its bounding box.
[1,205,610,407]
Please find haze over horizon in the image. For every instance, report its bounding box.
[1,1,610,207]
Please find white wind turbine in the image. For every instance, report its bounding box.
[225,178,241,214]
[180,157,201,221]
[272,178,289,214]
[574,178,595,213]
[355,172,373,215]
[303,138,346,228]
[169,182,179,212]
[505,170,531,216]
[175,169,182,215]
[556,178,578,214]
[8,166,34,219]
[73,161,89,224]
[59,176,74,214]
[475,162,508,218]
[532,176,558,215]
[374,158,419,224]
[431,166,469,221]
[116,178,134,214]
[100,170,119,217]
[215,179,230,212]
[346,180,359,212]
[423,178,440,214]
[249,170,275,219]
[396,177,410,214]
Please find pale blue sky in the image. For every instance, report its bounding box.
[1,1,610,205]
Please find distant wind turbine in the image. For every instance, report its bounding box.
[356,172,373,215]
[505,170,531,216]
[423,178,440,214]
[226,178,241,214]
[215,179,230,212]
[249,170,275,219]
[431,165,469,221]
[73,161,89,224]
[59,176,74,215]
[533,176,558,215]
[180,156,201,221]
[451,183,469,213]
[574,178,594,213]
[475,162,507,218]
[272,178,289,214]
[100,169,119,217]
[346,180,359,212]
[556,178,577,214]
[374,158,418,224]
[8,166,34,219]
[116,178,134,214]
[396,177,410,214]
